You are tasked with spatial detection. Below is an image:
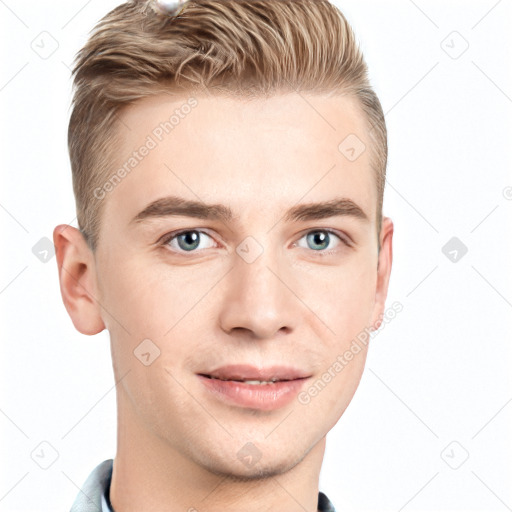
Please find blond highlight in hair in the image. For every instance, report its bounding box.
[69,0,387,252]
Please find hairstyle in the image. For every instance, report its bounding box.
[68,0,387,252]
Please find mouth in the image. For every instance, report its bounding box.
[196,364,312,410]
[197,364,311,383]
[198,374,300,385]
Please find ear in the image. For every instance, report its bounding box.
[370,216,394,330]
[53,225,106,335]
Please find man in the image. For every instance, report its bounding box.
[54,0,393,510]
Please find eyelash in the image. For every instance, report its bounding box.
[158,228,351,256]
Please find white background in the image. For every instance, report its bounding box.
[1,1,511,511]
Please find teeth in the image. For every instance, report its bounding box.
[243,380,276,385]
[209,376,280,384]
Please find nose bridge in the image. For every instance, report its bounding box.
[219,235,299,338]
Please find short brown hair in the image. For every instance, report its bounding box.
[68,0,387,252]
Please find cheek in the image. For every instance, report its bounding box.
[300,257,378,338]
[97,254,185,337]
[100,256,223,381]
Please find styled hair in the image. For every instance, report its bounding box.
[69,0,387,252]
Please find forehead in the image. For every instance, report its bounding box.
[103,92,376,226]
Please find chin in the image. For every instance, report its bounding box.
[198,443,307,481]
[207,459,295,481]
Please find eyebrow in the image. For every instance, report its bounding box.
[130,195,369,225]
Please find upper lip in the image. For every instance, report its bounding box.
[199,364,311,382]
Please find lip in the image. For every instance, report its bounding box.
[197,364,311,411]
[197,374,310,411]
[198,364,310,382]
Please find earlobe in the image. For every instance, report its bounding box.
[371,217,394,330]
[53,224,106,335]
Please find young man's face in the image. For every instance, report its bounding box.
[57,92,392,479]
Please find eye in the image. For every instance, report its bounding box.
[162,230,217,253]
[295,229,347,253]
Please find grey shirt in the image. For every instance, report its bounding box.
[70,459,337,512]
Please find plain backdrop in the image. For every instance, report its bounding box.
[1,1,511,511]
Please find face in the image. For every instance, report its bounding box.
[57,91,392,479]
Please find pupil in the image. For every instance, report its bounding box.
[178,231,200,251]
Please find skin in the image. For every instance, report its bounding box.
[54,91,393,512]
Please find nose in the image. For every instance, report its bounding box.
[218,243,301,340]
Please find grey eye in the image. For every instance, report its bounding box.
[166,230,216,252]
[297,230,342,252]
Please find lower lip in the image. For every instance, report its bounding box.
[197,375,310,411]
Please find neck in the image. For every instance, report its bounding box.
[109,388,326,512]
